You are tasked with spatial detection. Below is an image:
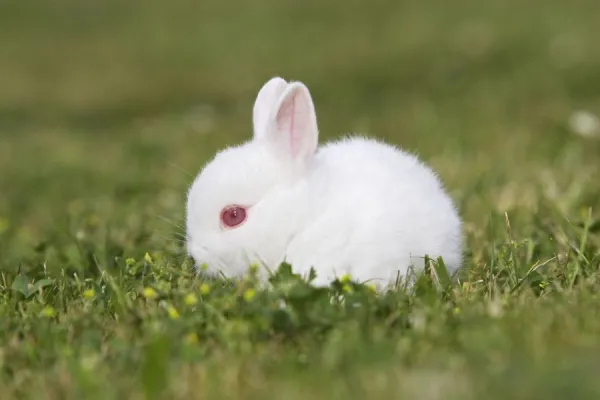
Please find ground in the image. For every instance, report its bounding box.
[1,0,600,398]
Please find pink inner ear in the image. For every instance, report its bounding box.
[276,93,308,157]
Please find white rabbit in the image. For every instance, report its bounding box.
[186,77,463,287]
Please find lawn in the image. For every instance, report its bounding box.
[1,0,600,398]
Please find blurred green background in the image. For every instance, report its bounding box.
[1,1,600,398]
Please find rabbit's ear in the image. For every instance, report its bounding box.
[253,77,288,139]
[265,81,319,164]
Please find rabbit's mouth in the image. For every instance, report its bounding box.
[187,240,268,280]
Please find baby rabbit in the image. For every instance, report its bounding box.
[186,77,462,287]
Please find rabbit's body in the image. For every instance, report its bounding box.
[186,77,462,286]
[283,136,462,285]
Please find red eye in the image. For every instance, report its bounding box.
[220,205,247,228]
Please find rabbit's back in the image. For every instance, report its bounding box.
[286,136,462,286]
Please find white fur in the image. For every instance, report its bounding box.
[186,77,463,287]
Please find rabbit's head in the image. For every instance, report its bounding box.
[186,77,319,277]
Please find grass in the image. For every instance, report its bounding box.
[1,0,600,398]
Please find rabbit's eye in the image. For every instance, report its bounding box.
[220,205,247,229]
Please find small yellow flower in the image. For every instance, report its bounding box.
[342,284,352,293]
[184,293,198,306]
[366,283,376,294]
[125,258,136,266]
[143,287,157,299]
[199,283,210,296]
[453,307,461,315]
[184,332,198,345]
[243,288,256,302]
[40,306,56,318]
[340,274,351,284]
[144,252,153,264]
[83,289,95,299]
[80,354,100,371]
[166,305,180,319]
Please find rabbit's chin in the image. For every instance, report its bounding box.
[187,241,280,282]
